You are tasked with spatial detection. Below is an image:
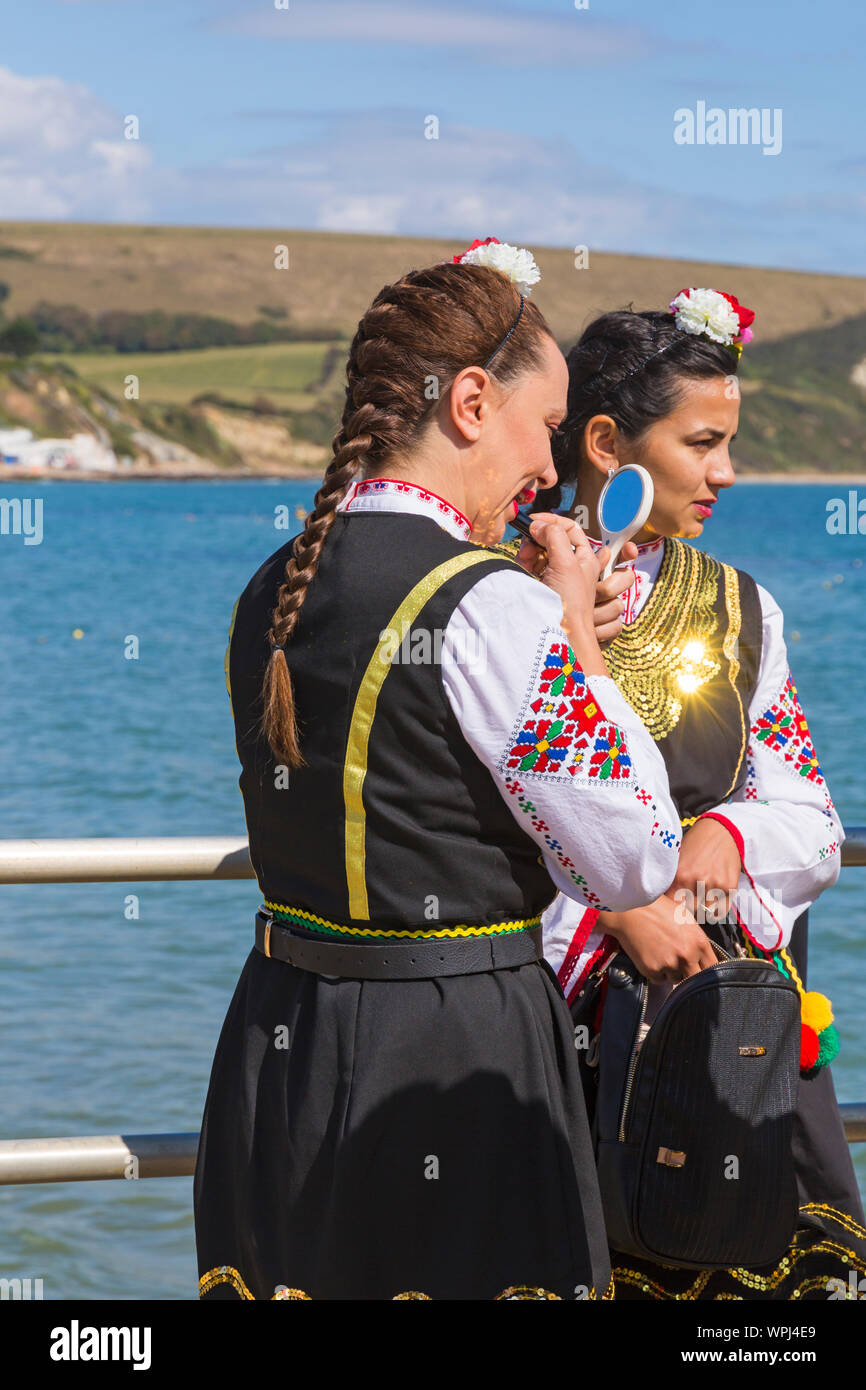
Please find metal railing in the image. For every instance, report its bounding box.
[2,831,865,1185]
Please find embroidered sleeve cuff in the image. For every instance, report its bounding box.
[698,811,745,867]
[699,802,843,951]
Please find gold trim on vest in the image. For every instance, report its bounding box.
[341,549,515,919]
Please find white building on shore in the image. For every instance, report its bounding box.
[0,428,118,472]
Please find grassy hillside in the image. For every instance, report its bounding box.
[736,314,866,473]
[0,356,330,476]
[1,222,865,475]
[40,341,336,408]
[2,222,866,346]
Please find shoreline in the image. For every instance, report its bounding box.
[0,467,321,483]
[730,474,866,485]
[2,468,866,486]
[1,464,866,486]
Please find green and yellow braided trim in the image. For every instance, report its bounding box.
[262,899,541,941]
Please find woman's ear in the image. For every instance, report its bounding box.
[583,414,621,478]
[448,365,491,443]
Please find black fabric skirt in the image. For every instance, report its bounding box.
[194,944,611,1300]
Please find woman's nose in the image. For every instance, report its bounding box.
[537,453,559,490]
[708,449,736,489]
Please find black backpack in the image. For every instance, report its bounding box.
[580,948,801,1270]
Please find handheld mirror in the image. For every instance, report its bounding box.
[597,464,654,578]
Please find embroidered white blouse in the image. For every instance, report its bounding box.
[335,477,682,914]
[541,534,845,1002]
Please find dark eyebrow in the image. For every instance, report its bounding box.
[687,428,727,441]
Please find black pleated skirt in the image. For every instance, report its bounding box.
[194,945,611,1300]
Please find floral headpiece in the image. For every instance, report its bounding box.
[669,287,755,359]
[583,285,757,397]
[451,236,541,369]
[452,236,541,297]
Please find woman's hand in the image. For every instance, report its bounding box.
[604,893,718,984]
[516,534,638,644]
[671,817,743,923]
[522,512,609,676]
[594,541,638,643]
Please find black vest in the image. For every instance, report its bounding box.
[603,537,763,821]
[226,512,556,935]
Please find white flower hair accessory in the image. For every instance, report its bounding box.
[452,236,541,296]
[669,287,755,353]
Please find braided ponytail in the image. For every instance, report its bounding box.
[260,261,552,768]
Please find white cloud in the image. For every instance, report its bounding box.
[0,65,162,220]
[211,0,668,67]
[161,110,862,272]
[0,67,858,274]
[164,111,711,251]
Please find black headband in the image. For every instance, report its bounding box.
[482,294,525,370]
[583,337,679,397]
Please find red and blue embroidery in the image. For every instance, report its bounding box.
[502,632,633,785]
[744,744,759,800]
[508,717,573,774]
[752,671,826,787]
[504,775,608,907]
[589,724,632,780]
[538,644,587,699]
[634,785,681,852]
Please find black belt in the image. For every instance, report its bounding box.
[254,910,542,981]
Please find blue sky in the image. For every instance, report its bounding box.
[1,0,864,273]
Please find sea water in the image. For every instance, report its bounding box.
[0,478,863,1299]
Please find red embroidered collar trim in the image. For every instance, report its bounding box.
[587,534,665,556]
[342,476,473,539]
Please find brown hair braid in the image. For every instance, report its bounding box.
[261,260,552,768]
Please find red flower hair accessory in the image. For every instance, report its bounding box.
[670,287,756,357]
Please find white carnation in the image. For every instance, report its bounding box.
[459,242,541,296]
[670,288,739,345]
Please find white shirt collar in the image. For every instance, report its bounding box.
[586,533,665,559]
[335,476,473,542]
[587,533,666,624]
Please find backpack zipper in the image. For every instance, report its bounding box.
[616,949,742,1144]
[618,978,648,1143]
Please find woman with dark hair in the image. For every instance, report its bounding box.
[533,290,866,1299]
[193,243,694,1301]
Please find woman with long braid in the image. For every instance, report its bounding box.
[193,243,703,1301]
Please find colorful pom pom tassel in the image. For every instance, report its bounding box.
[800,1023,820,1071]
[801,990,834,1034]
[813,1022,840,1073]
[769,950,839,1076]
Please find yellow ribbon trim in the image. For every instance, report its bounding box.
[225,595,242,762]
[262,898,540,940]
[224,596,241,709]
[719,561,747,799]
[343,549,504,919]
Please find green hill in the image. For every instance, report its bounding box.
[736,315,866,473]
[0,222,864,476]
